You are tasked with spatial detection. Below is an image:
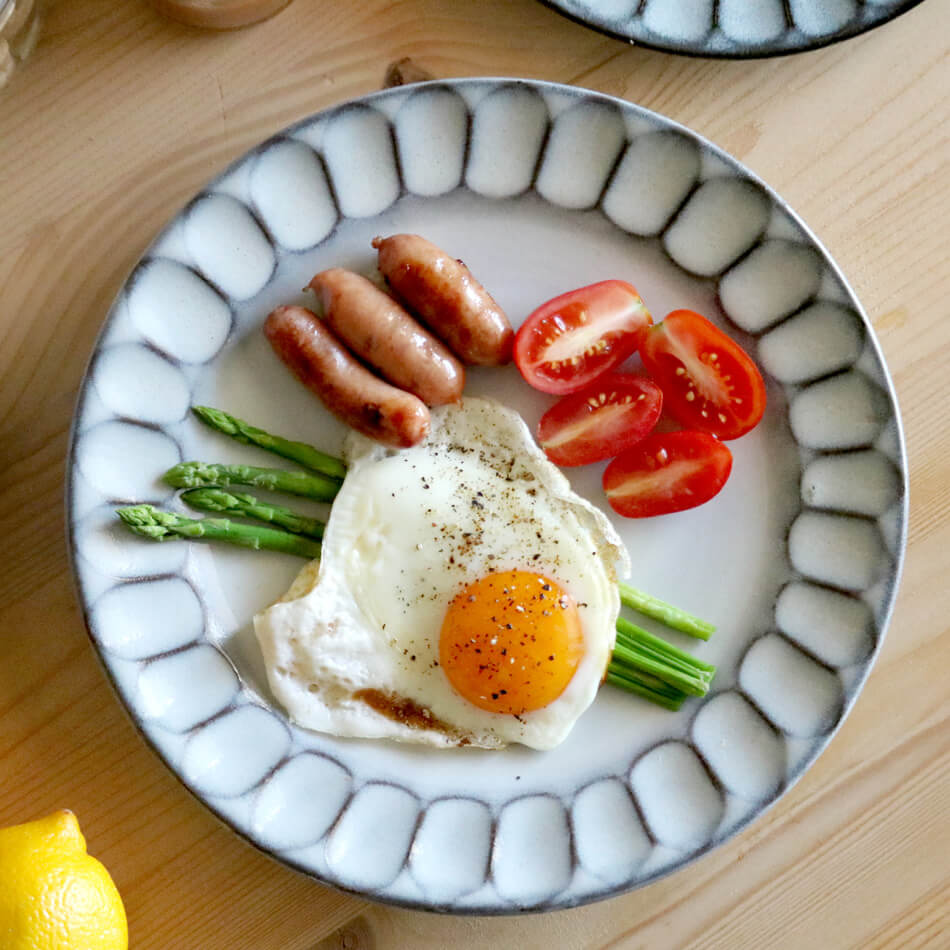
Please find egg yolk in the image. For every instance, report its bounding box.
[439,569,584,715]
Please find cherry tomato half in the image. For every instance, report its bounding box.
[537,374,663,467]
[639,310,766,440]
[603,430,733,518]
[514,280,653,395]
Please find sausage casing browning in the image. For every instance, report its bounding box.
[308,268,464,406]
[264,305,430,449]
[372,234,514,366]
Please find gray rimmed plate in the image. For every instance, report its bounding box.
[539,0,925,58]
[67,78,907,913]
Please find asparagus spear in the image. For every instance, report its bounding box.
[181,488,325,539]
[163,461,340,502]
[606,616,716,706]
[192,406,346,481]
[604,668,687,711]
[618,581,716,640]
[615,617,716,676]
[610,644,708,697]
[116,505,322,558]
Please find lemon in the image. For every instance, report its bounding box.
[0,810,128,950]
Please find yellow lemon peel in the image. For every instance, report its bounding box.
[0,810,128,950]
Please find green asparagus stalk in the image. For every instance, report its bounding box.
[163,461,340,502]
[192,406,346,481]
[180,488,325,539]
[606,615,716,707]
[618,581,715,640]
[615,617,716,676]
[604,668,687,711]
[610,643,707,697]
[116,505,322,558]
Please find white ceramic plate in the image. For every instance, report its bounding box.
[67,79,907,912]
[540,0,924,58]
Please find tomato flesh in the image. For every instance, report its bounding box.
[603,431,732,518]
[514,280,653,395]
[537,374,663,467]
[639,309,766,440]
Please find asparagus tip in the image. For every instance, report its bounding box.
[115,504,174,541]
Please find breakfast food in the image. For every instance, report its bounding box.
[513,280,767,514]
[117,503,325,557]
[308,268,465,406]
[118,404,717,716]
[191,405,347,479]
[638,309,766,440]
[514,280,653,394]
[265,304,430,448]
[254,397,631,750]
[603,431,734,518]
[537,374,664,467]
[164,459,340,500]
[373,233,515,366]
[117,246,746,729]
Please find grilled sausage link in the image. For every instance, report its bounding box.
[372,234,514,366]
[308,268,464,406]
[264,305,429,448]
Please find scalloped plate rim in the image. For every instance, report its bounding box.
[536,0,928,59]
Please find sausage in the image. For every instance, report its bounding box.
[372,234,514,366]
[264,305,430,449]
[308,268,464,406]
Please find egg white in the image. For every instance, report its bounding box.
[254,397,630,750]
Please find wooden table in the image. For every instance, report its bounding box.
[1,1,947,947]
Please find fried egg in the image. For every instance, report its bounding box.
[254,397,630,750]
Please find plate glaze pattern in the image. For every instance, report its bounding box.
[67,79,907,912]
[540,0,925,58]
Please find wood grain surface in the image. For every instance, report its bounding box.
[1,1,947,947]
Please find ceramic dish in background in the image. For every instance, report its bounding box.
[67,78,907,913]
[0,0,42,88]
[539,0,925,58]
